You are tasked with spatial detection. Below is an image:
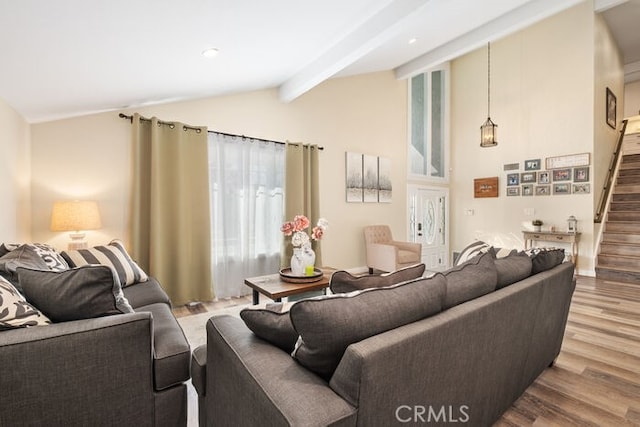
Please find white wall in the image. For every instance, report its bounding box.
[30,71,407,270]
[0,97,31,241]
[450,2,612,275]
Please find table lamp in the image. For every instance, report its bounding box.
[50,200,102,250]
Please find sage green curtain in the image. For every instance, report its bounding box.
[130,113,213,305]
[283,142,322,265]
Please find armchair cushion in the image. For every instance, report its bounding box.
[18,265,134,322]
[290,274,446,379]
[329,264,426,294]
[0,276,51,330]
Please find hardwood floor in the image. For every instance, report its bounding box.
[497,275,640,426]
[174,275,640,426]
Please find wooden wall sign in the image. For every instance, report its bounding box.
[474,177,499,198]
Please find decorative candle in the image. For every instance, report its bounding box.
[305,265,314,276]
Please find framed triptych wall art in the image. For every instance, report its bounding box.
[345,152,392,203]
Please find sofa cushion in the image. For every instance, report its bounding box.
[290,274,446,379]
[0,244,50,292]
[442,251,497,308]
[240,302,298,353]
[61,239,148,286]
[495,252,533,289]
[123,277,171,308]
[527,248,566,274]
[329,264,426,294]
[135,302,191,390]
[18,265,134,322]
[455,240,491,265]
[0,276,51,330]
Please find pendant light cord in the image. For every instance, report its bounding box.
[487,42,491,118]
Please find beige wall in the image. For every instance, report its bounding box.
[450,2,611,275]
[0,97,31,241]
[30,72,407,269]
[624,80,640,119]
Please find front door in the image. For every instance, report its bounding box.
[408,185,449,271]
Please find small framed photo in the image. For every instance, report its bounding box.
[573,183,591,194]
[573,167,589,182]
[535,185,551,196]
[553,183,571,195]
[521,172,537,183]
[552,168,571,182]
[507,187,520,196]
[524,159,541,171]
[522,184,534,196]
[606,87,616,129]
[538,171,550,184]
[507,173,520,186]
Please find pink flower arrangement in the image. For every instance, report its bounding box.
[281,215,328,247]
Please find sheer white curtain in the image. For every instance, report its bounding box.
[208,132,285,298]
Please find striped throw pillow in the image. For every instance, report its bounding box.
[61,240,148,287]
[455,240,491,266]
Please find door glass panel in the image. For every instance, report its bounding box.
[431,71,445,178]
[410,74,426,176]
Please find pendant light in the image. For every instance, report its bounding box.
[480,42,498,147]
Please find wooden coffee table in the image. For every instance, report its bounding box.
[244,268,335,305]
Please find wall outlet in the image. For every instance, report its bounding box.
[465,209,474,216]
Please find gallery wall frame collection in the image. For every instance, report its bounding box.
[503,153,591,197]
[345,152,392,203]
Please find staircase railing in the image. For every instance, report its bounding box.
[595,119,628,223]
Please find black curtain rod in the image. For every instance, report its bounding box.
[118,113,323,150]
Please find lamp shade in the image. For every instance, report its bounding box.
[50,200,102,232]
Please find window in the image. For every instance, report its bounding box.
[208,133,285,298]
[409,64,449,181]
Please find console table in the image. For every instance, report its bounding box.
[522,231,581,269]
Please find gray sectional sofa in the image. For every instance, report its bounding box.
[191,250,576,426]
[0,242,191,426]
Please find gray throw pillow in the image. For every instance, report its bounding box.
[442,251,497,308]
[240,303,298,353]
[290,274,446,379]
[495,252,532,289]
[329,263,426,294]
[18,265,134,322]
[527,248,566,274]
[0,244,50,293]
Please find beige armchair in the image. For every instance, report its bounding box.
[363,225,422,274]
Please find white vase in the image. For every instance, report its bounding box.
[290,245,316,276]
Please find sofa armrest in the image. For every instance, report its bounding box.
[0,313,155,426]
[204,315,356,427]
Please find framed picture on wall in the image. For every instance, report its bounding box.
[521,172,537,183]
[606,87,617,129]
[553,183,571,195]
[552,168,571,182]
[507,187,520,196]
[573,167,589,182]
[535,185,551,196]
[538,171,550,184]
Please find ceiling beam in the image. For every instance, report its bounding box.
[278,0,429,103]
[394,0,584,79]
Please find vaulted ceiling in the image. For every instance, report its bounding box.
[0,0,637,123]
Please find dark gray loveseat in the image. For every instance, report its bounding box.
[191,251,576,426]
[0,276,191,426]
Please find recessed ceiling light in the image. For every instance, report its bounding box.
[201,47,219,58]
[408,38,417,45]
